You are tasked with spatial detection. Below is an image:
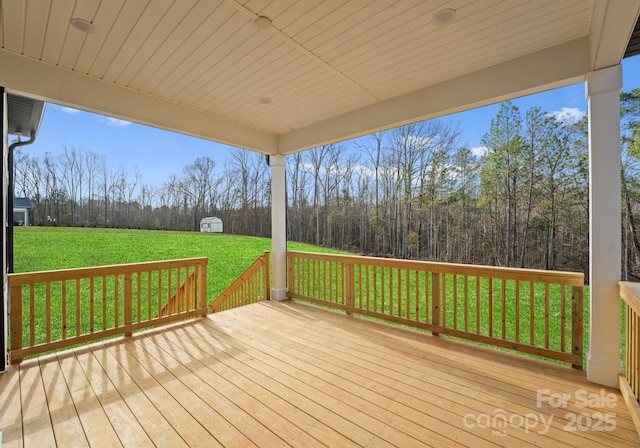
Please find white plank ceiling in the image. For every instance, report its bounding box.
[0,0,638,153]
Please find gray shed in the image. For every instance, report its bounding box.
[13,197,32,226]
[200,217,223,233]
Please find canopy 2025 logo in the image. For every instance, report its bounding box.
[463,388,617,437]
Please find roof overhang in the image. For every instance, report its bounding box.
[0,0,638,155]
[625,14,640,58]
[6,93,45,139]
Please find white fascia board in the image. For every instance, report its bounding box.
[590,0,640,70]
[0,50,277,153]
[278,37,590,154]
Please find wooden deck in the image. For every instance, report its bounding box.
[1,300,638,447]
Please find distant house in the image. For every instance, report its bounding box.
[13,197,32,226]
[200,217,223,233]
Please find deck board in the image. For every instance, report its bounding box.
[1,300,639,447]
[56,351,124,448]
[117,339,256,447]
[38,357,89,447]
[227,302,637,447]
[73,348,157,447]
[198,310,496,448]
[0,367,23,448]
[127,336,281,447]
[19,361,56,447]
[152,321,363,447]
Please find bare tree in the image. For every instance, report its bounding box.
[307,145,331,245]
[83,150,101,226]
[287,152,310,241]
[178,156,219,231]
[138,182,157,229]
[58,146,84,226]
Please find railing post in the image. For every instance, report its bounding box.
[124,273,132,336]
[345,262,355,314]
[627,303,638,398]
[629,298,639,399]
[287,252,294,298]
[198,263,208,317]
[431,272,440,336]
[618,282,640,434]
[571,285,584,370]
[264,251,271,301]
[9,283,23,364]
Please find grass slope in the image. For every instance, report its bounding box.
[13,227,609,369]
[14,226,342,298]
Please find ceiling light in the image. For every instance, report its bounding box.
[70,17,97,34]
[432,8,456,26]
[254,16,272,30]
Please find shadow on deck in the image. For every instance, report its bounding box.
[1,300,637,447]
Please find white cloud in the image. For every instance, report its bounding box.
[403,134,434,148]
[299,162,363,178]
[104,117,132,127]
[353,164,375,178]
[59,105,81,114]
[470,146,487,157]
[548,107,585,124]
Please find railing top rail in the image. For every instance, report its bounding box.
[209,251,270,313]
[620,281,640,315]
[287,251,584,286]
[8,257,209,286]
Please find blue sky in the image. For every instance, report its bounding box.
[18,55,640,187]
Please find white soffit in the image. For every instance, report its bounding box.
[0,0,639,154]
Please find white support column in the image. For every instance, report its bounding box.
[586,65,622,387]
[270,154,287,301]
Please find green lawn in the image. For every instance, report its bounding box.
[11,227,346,356]
[12,227,612,369]
[14,226,343,298]
[290,255,595,368]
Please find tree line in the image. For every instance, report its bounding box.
[286,104,590,275]
[13,145,272,236]
[13,92,640,279]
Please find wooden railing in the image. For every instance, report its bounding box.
[8,258,208,363]
[287,251,584,368]
[160,270,197,316]
[210,251,270,313]
[619,281,640,433]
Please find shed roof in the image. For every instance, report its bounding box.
[13,197,31,208]
[200,217,222,224]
